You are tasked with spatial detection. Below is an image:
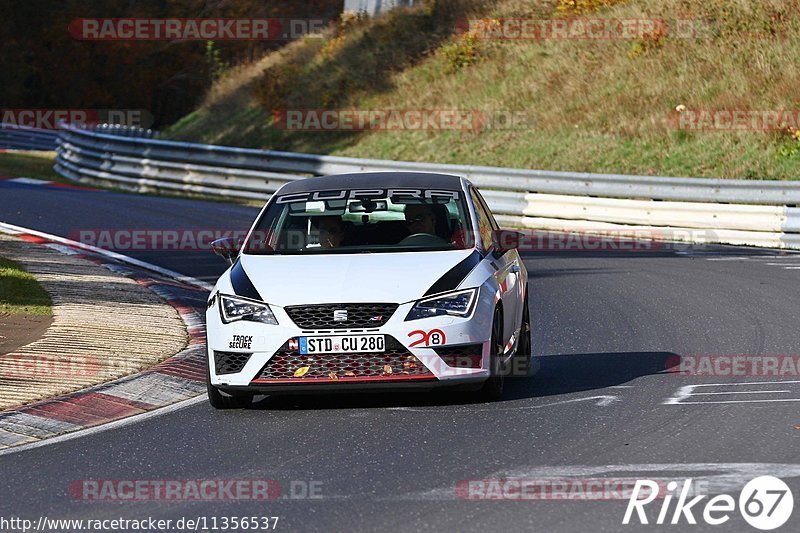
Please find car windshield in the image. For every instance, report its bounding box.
[243,188,472,254]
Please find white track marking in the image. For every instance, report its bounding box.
[0,221,213,290]
[704,256,800,273]
[8,177,51,185]
[691,390,790,395]
[0,395,207,457]
[387,395,621,412]
[706,256,800,262]
[664,380,800,405]
[672,399,800,405]
[399,463,800,501]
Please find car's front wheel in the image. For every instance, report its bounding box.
[479,307,505,401]
[206,365,252,409]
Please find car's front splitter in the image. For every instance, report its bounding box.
[218,376,486,395]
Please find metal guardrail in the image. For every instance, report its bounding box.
[0,124,59,150]
[1,123,156,151]
[54,124,800,205]
[53,124,800,249]
[89,123,158,139]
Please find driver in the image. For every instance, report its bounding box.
[404,204,437,236]
[315,216,346,248]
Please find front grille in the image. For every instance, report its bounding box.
[284,303,398,329]
[434,344,484,368]
[253,336,433,382]
[214,351,252,375]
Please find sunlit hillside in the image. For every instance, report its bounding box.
[167,0,800,180]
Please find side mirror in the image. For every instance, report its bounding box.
[493,230,522,255]
[211,237,240,265]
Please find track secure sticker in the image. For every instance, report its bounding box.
[229,335,253,349]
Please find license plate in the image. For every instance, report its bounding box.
[295,335,385,354]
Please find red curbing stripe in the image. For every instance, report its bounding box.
[20,392,155,427]
[48,181,101,191]
[156,368,206,382]
[0,225,212,449]
[188,335,206,345]
[173,304,196,316]
[17,234,51,244]
[135,278,202,292]
[153,359,206,382]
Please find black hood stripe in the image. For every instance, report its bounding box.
[230,259,262,301]
[424,250,482,296]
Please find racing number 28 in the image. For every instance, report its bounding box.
[408,329,447,348]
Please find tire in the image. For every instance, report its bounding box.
[206,364,252,409]
[479,307,505,401]
[513,291,532,376]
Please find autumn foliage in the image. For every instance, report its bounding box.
[0,0,342,127]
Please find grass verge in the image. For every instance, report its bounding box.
[0,151,62,182]
[0,256,52,316]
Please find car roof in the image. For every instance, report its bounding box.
[277,172,465,194]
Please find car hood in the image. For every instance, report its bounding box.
[236,249,477,307]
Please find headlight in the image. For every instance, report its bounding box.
[219,294,278,325]
[405,288,478,321]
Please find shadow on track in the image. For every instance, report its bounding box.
[244,351,679,411]
[505,351,679,400]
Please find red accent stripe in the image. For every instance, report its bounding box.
[251,374,436,384]
[20,392,153,427]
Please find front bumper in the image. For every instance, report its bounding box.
[206,297,495,393]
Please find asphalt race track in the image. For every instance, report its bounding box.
[1,179,799,532]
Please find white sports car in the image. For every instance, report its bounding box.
[205,172,530,408]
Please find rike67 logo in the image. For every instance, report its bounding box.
[624,476,794,530]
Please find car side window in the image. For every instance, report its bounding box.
[470,188,494,252]
[473,188,499,230]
